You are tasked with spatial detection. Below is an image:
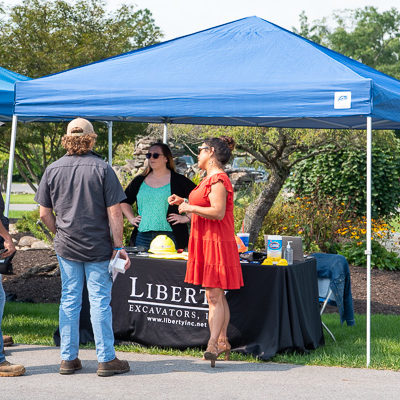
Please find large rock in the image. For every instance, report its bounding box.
[18,246,31,251]
[18,236,39,247]
[9,224,18,235]
[30,240,53,250]
[379,232,400,256]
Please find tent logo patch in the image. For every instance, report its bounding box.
[334,91,352,109]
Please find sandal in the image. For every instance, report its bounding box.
[217,337,231,360]
[203,339,218,368]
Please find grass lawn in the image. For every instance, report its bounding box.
[2,193,36,204]
[7,210,33,219]
[3,302,400,370]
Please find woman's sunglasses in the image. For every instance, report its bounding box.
[198,146,210,153]
[146,152,161,159]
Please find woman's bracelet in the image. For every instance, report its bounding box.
[113,247,124,250]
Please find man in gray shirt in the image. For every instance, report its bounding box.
[35,118,131,377]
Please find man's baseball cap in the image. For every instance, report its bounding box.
[66,118,95,136]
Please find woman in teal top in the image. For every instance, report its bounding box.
[121,143,196,250]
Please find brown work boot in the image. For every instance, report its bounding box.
[97,357,130,377]
[59,358,82,375]
[3,335,14,347]
[0,360,25,377]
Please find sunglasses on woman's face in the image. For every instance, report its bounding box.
[146,152,161,159]
[198,146,210,153]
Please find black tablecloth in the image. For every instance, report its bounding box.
[110,256,324,360]
[55,256,324,360]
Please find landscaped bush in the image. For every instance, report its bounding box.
[287,131,400,218]
[257,192,357,253]
[233,187,400,270]
[15,206,134,247]
[338,239,400,271]
[16,209,54,243]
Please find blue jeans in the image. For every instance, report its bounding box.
[57,256,115,363]
[0,275,5,363]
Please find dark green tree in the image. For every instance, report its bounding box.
[0,0,162,77]
[294,7,400,79]
[291,7,400,216]
[0,0,162,189]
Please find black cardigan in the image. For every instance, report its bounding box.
[121,171,196,249]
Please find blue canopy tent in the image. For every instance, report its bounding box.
[11,16,400,365]
[0,66,30,121]
[0,66,30,221]
[12,16,400,128]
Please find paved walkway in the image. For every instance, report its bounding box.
[10,183,35,194]
[4,183,37,212]
[9,204,38,211]
[2,344,399,399]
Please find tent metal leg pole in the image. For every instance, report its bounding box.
[163,123,168,144]
[366,116,372,367]
[107,121,113,166]
[5,115,18,218]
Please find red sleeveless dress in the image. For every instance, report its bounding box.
[185,173,244,289]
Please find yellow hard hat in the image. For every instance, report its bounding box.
[148,235,176,254]
[261,258,274,265]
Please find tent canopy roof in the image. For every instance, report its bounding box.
[0,66,30,120]
[14,16,400,129]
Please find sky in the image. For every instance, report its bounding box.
[4,0,400,40]
[104,0,400,40]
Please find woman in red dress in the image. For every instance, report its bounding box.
[168,136,243,367]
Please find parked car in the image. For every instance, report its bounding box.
[180,155,195,166]
[230,157,269,182]
[175,155,196,175]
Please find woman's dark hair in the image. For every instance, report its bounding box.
[142,142,176,176]
[204,136,235,166]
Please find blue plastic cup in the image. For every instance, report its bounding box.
[237,233,250,247]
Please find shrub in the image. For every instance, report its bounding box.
[338,239,400,270]
[287,131,400,218]
[258,192,357,253]
[233,184,400,270]
[16,209,54,243]
[15,207,134,246]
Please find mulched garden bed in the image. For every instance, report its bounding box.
[2,234,400,314]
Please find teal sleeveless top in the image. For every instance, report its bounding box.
[137,182,172,232]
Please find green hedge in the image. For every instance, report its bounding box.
[287,132,400,218]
